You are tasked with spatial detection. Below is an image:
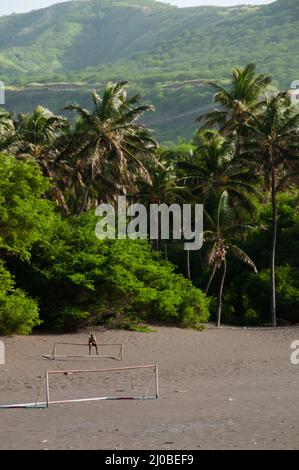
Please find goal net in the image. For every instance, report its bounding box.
[43,342,124,361]
[45,365,159,405]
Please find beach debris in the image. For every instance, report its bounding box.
[41,440,47,443]
[228,397,236,402]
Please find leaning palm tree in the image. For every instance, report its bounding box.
[243,91,299,326]
[4,105,69,212]
[204,191,258,327]
[198,64,272,151]
[61,81,158,214]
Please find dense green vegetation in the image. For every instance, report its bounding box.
[0,154,210,334]
[0,62,298,335]
[1,0,298,141]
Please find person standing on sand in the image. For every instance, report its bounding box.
[88,333,99,356]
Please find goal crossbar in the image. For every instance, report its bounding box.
[47,364,155,374]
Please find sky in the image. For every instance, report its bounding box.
[0,0,275,16]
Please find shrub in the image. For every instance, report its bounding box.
[45,306,91,333]
[244,308,259,325]
[17,215,210,331]
[0,262,41,335]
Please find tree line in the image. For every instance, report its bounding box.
[0,64,298,334]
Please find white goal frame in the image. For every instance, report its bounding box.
[0,364,159,409]
[42,342,124,361]
[45,364,159,406]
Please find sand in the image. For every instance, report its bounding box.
[0,325,299,450]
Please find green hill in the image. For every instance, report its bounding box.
[1,0,298,141]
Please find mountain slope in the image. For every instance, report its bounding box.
[0,0,298,141]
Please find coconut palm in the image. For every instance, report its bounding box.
[137,161,187,259]
[243,91,299,326]
[204,191,258,327]
[177,130,258,214]
[4,105,69,213]
[10,106,68,156]
[198,64,272,151]
[61,81,158,214]
[138,162,185,206]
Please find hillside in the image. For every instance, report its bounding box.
[0,0,298,141]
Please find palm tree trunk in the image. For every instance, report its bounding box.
[154,238,159,251]
[186,248,191,280]
[163,240,168,261]
[40,160,69,215]
[206,264,217,294]
[216,258,227,327]
[270,168,277,327]
[236,132,241,158]
[79,186,90,215]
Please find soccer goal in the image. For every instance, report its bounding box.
[0,365,159,409]
[42,342,124,361]
[45,364,159,405]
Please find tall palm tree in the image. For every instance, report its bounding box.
[4,105,69,213]
[198,64,272,151]
[204,191,258,327]
[62,82,158,214]
[243,92,299,326]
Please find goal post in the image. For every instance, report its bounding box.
[0,365,159,409]
[43,342,124,361]
[45,364,159,405]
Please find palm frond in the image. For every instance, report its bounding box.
[230,244,258,273]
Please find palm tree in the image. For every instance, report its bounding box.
[176,130,258,283]
[198,64,272,151]
[62,81,158,214]
[4,105,69,213]
[138,162,185,206]
[177,130,258,214]
[243,92,299,326]
[137,161,186,257]
[204,191,258,327]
